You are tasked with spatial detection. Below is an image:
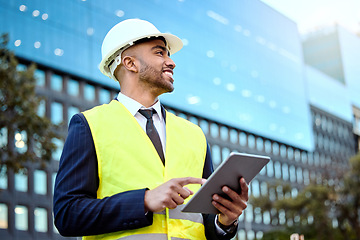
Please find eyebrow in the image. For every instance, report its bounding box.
[151,45,170,56]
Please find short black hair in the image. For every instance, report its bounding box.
[133,36,167,47]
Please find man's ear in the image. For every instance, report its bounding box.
[122,56,138,73]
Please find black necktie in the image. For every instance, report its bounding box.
[138,109,165,165]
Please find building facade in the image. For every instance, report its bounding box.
[0,0,359,239]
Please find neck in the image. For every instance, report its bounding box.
[120,89,159,108]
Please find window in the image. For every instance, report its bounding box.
[220,126,228,141]
[99,88,111,104]
[282,163,289,181]
[256,231,264,239]
[68,79,80,96]
[317,134,323,149]
[238,230,246,239]
[211,145,221,166]
[221,148,230,163]
[266,160,274,177]
[51,102,63,124]
[321,116,327,131]
[247,230,255,240]
[0,203,7,229]
[248,135,255,148]
[274,161,282,179]
[308,153,314,165]
[265,140,272,153]
[295,150,302,162]
[276,185,284,199]
[303,169,310,185]
[52,172,57,194]
[15,205,28,230]
[289,165,296,182]
[310,171,317,182]
[34,208,48,232]
[323,137,329,151]
[0,127,7,148]
[263,211,271,224]
[254,207,262,223]
[314,152,320,166]
[177,113,187,120]
[37,99,46,117]
[52,138,64,161]
[269,188,276,201]
[279,209,286,225]
[245,204,253,222]
[51,74,63,92]
[34,170,47,195]
[271,208,278,225]
[188,116,198,125]
[17,64,26,71]
[84,84,96,101]
[288,147,294,160]
[260,182,268,196]
[291,188,298,198]
[35,69,45,87]
[68,106,79,124]
[229,129,238,144]
[210,123,219,138]
[251,180,260,197]
[256,137,263,151]
[272,142,279,155]
[239,132,247,146]
[315,114,321,127]
[239,209,244,222]
[199,120,209,135]
[280,145,287,158]
[326,119,333,132]
[301,152,308,164]
[287,218,294,227]
[308,215,314,224]
[0,166,7,189]
[15,170,28,192]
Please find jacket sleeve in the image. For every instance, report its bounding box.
[202,144,238,240]
[53,113,153,237]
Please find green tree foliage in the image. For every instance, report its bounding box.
[337,153,360,239]
[251,152,360,240]
[0,33,61,173]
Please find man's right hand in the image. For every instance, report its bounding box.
[144,177,206,212]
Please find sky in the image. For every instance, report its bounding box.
[260,0,360,34]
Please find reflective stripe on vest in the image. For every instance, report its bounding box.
[82,100,207,240]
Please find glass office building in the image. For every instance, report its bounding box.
[0,0,359,239]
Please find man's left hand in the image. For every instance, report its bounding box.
[211,177,249,226]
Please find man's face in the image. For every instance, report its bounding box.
[135,39,176,95]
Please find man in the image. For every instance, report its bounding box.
[53,19,249,240]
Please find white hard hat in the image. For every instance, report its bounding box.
[99,19,183,80]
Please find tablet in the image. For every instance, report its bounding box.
[182,152,270,214]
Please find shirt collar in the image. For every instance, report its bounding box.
[116,92,164,120]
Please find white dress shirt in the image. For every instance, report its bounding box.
[116,92,166,155]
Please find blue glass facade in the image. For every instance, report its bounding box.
[0,0,321,150]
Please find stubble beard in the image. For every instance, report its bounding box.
[138,60,174,94]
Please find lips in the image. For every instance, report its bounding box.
[163,69,174,79]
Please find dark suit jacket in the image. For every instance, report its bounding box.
[53,112,237,240]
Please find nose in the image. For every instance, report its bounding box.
[165,56,176,69]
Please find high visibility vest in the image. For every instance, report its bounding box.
[82,100,207,240]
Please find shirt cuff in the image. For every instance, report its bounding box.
[214,215,228,236]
